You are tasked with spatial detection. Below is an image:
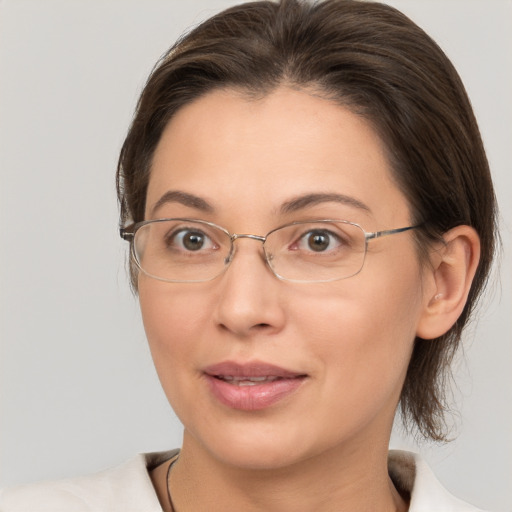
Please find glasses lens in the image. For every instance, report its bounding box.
[265,221,366,282]
[133,220,231,282]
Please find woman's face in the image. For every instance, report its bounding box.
[139,87,434,469]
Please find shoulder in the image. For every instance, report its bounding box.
[0,450,177,512]
[388,450,487,512]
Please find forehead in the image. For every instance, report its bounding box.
[147,87,410,228]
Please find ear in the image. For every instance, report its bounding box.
[416,225,481,340]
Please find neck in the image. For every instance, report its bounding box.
[163,433,408,512]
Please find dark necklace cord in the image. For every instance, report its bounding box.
[166,456,179,512]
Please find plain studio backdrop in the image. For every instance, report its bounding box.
[0,1,511,510]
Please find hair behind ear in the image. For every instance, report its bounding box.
[400,225,481,441]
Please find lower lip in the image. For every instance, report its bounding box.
[205,375,306,411]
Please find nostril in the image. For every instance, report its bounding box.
[218,322,271,333]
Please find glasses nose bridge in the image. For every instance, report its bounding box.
[226,233,270,268]
[231,233,267,244]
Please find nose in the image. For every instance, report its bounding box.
[213,239,286,338]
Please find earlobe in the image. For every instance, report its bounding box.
[416,225,481,340]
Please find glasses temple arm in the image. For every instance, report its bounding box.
[119,227,135,241]
[366,225,420,241]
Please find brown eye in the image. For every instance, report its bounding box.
[306,232,331,252]
[296,230,342,252]
[168,229,214,252]
[182,231,205,250]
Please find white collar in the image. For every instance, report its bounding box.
[0,449,484,511]
[388,450,485,511]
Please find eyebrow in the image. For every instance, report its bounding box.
[280,193,372,215]
[150,190,215,217]
[150,190,371,218]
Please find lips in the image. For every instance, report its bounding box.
[203,361,307,410]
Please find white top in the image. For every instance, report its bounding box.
[0,450,485,511]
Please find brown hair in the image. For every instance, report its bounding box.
[116,0,498,441]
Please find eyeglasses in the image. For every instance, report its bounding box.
[120,219,418,283]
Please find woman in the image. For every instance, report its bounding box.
[0,0,500,510]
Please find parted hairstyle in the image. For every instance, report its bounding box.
[116,0,498,441]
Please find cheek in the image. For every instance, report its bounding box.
[138,280,221,430]
[290,262,424,400]
[138,279,213,380]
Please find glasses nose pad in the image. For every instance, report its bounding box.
[224,245,235,265]
[262,248,276,272]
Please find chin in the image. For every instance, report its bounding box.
[184,417,327,472]
[209,441,305,471]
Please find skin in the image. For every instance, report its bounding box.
[139,86,477,511]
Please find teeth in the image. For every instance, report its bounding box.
[217,375,280,385]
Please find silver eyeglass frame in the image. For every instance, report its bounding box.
[120,218,420,283]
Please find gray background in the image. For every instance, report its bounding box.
[1,1,510,510]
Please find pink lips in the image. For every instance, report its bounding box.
[203,361,307,411]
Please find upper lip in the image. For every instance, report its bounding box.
[204,360,306,379]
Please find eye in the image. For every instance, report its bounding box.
[167,228,217,252]
[296,229,344,252]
